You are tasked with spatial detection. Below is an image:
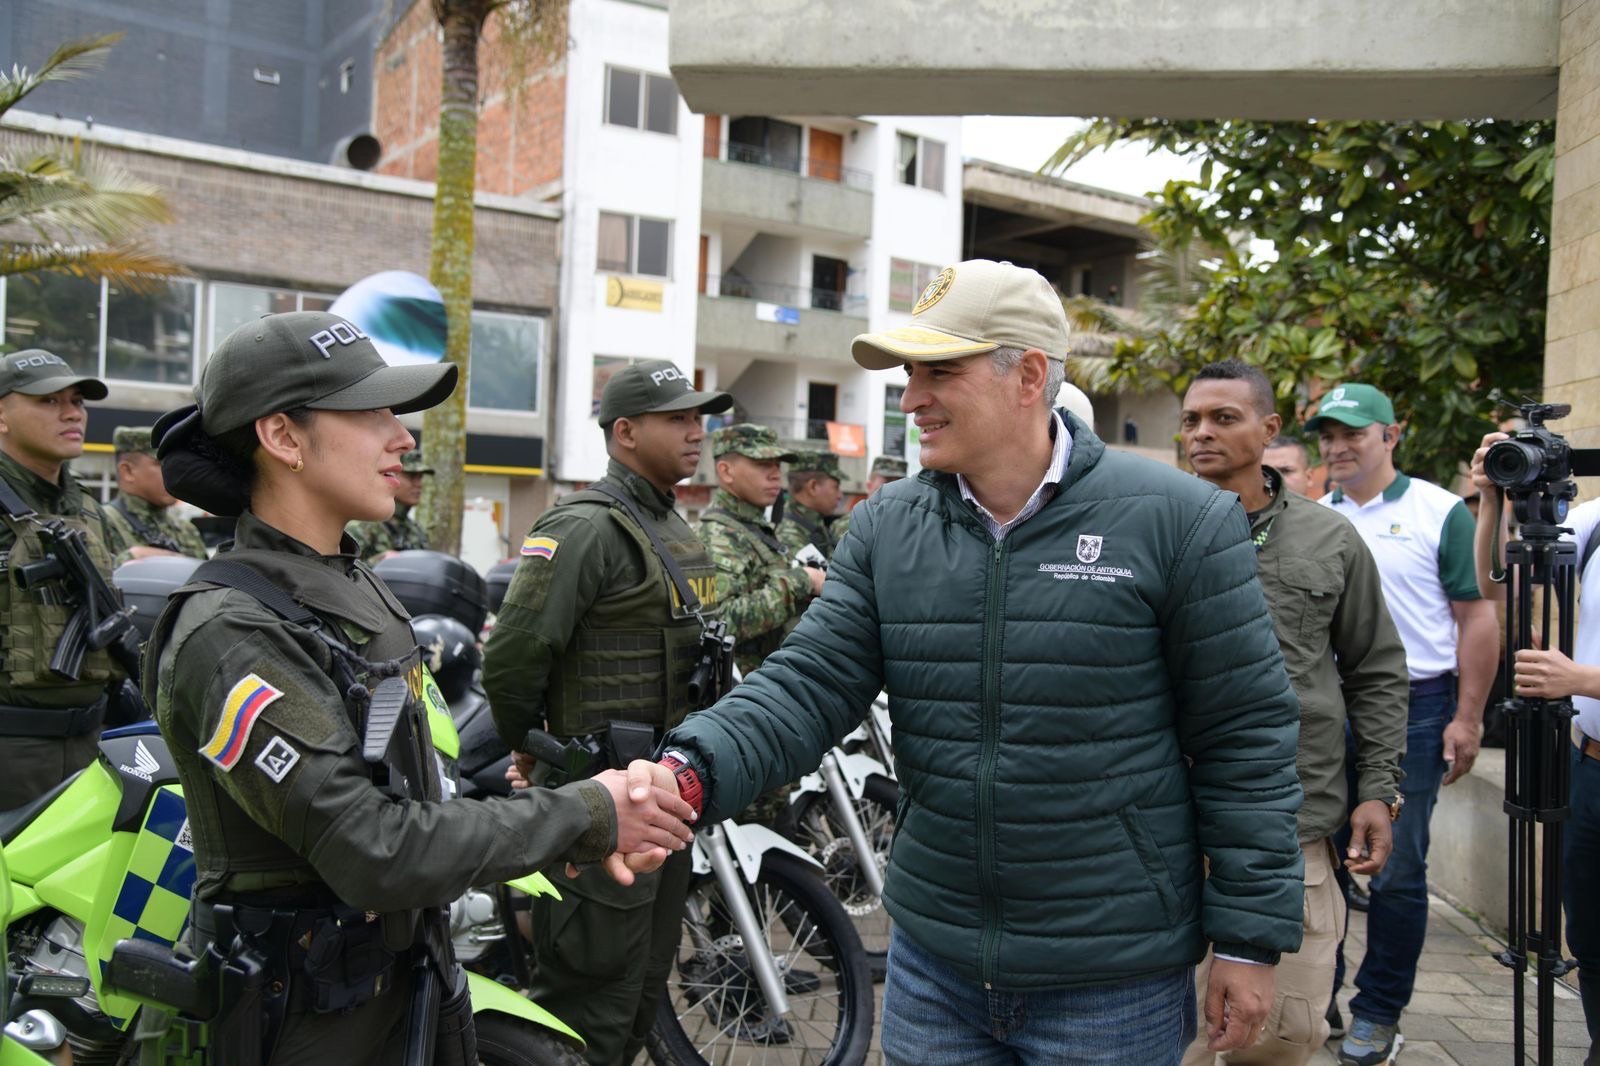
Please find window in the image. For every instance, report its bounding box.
[339,59,355,94]
[597,212,672,278]
[727,116,803,172]
[896,132,945,192]
[592,355,637,417]
[604,66,678,135]
[1,273,198,385]
[888,258,944,313]
[209,282,332,352]
[883,384,906,458]
[469,310,543,413]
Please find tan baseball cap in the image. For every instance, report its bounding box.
[851,260,1071,369]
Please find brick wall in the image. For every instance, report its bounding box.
[2,128,558,311]
[373,0,566,198]
[1550,0,1600,457]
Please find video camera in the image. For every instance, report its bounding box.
[1484,401,1600,528]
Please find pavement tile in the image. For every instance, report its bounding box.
[1394,1014,1472,1041]
[1416,971,1492,996]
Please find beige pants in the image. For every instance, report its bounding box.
[1182,840,1345,1066]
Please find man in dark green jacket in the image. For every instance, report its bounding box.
[1180,361,1408,1065]
[653,260,1305,1065]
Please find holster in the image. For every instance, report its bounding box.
[603,719,659,768]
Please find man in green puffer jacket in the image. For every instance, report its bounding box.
[652,260,1304,1066]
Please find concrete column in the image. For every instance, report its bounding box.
[1549,0,1600,455]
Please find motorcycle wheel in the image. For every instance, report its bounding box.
[784,774,898,982]
[646,850,874,1066]
[475,1014,587,1066]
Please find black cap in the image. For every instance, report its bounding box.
[598,359,731,426]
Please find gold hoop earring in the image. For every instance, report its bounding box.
[290,458,304,473]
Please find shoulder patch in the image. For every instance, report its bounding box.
[521,534,559,559]
[253,736,301,783]
[201,673,284,771]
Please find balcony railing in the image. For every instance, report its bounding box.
[711,139,874,188]
[701,273,867,316]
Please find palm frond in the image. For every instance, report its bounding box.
[0,142,171,242]
[0,242,184,290]
[0,33,122,119]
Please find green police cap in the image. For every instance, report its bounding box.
[113,426,154,456]
[199,311,457,435]
[399,448,433,474]
[1304,383,1397,431]
[0,349,108,401]
[869,455,907,480]
[598,359,732,426]
[711,423,797,461]
[789,449,845,481]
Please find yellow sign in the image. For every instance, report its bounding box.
[605,276,664,312]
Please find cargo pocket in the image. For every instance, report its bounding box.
[537,862,659,982]
[1116,806,1182,925]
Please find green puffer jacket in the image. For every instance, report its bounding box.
[662,418,1304,990]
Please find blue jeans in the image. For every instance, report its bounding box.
[1338,682,1453,1026]
[880,927,1197,1065]
[1567,742,1600,1050]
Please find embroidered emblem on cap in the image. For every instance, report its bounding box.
[254,736,300,783]
[202,673,284,771]
[913,267,955,315]
[521,534,559,559]
[1076,534,1103,564]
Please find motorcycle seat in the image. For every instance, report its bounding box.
[0,772,81,845]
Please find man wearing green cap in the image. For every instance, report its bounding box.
[834,454,906,543]
[1308,383,1497,1066]
[653,260,1303,1064]
[104,425,208,564]
[0,348,129,807]
[483,357,731,1065]
[699,424,825,676]
[347,448,432,562]
[776,449,846,560]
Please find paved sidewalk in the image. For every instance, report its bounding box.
[1314,894,1586,1065]
[860,894,1588,1064]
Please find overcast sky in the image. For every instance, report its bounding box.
[959,115,1201,199]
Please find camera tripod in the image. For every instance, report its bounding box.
[1496,507,1578,1066]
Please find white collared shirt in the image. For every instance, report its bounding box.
[957,412,1071,541]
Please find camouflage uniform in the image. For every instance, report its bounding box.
[348,450,432,562]
[775,449,844,561]
[105,428,208,564]
[833,454,907,543]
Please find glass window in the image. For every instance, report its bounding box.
[636,218,671,278]
[897,133,945,192]
[897,133,918,186]
[883,384,906,458]
[106,278,197,384]
[597,212,632,274]
[605,67,641,129]
[921,138,946,192]
[592,355,636,417]
[210,282,297,351]
[469,310,543,413]
[888,259,943,312]
[645,74,678,135]
[1,273,100,373]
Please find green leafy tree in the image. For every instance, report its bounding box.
[1,34,178,286]
[1045,119,1552,485]
[420,0,566,553]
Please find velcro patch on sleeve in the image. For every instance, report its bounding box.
[201,673,284,771]
[521,534,559,559]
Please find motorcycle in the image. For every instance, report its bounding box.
[1,681,586,1065]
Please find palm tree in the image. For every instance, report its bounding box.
[1,34,178,286]
[420,0,566,553]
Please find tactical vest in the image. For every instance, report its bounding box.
[0,507,120,706]
[544,489,718,738]
[149,550,429,912]
[111,495,184,554]
[786,509,832,557]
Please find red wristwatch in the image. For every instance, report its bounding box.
[659,751,704,818]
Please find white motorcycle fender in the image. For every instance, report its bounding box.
[693,821,822,882]
[795,750,889,800]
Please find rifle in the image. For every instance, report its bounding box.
[0,480,143,685]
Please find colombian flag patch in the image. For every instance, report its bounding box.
[201,674,284,771]
[521,535,559,560]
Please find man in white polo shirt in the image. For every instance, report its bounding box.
[1308,383,1497,1066]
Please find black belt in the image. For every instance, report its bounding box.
[0,695,106,738]
[1408,675,1455,698]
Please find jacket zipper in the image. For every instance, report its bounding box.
[978,537,1005,987]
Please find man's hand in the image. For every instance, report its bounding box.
[125,545,182,560]
[1442,717,1480,785]
[803,565,825,597]
[1470,431,1509,494]
[1514,646,1600,700]
[1345,800,1394,876]
[1204,959,1276,1051]
[505,751,536,790]
[583,761,697,885]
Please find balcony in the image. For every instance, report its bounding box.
[702,154,873,239]
[696,281,866,365]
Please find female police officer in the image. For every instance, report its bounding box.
[146,311,693,1064]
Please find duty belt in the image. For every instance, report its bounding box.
[0,694,106,737]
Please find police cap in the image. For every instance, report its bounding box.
[0,349,108,401]
[599,359,732,426]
